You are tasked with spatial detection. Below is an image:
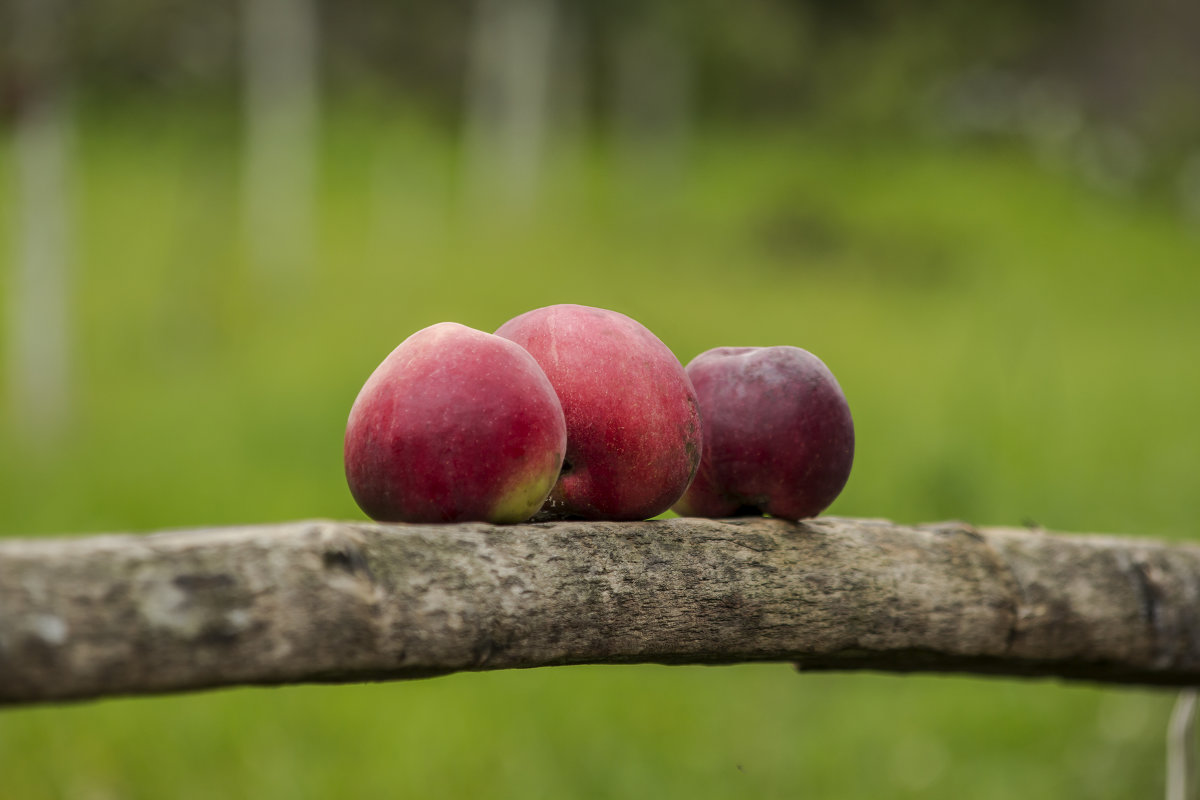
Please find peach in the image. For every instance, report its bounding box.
[344,322,567,523]
[672,346,853,521]
[496,304,702,520]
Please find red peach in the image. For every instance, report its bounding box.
[344,322,567,523]
[496,304,702,520]
[672,346,854,521]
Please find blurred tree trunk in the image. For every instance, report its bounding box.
[5,0,73,449]
[1041,0,1200,121]
[241,0,320,279]
[462,0,560,219]
[610,6,692,197]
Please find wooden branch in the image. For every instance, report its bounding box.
[3,517,1200,707]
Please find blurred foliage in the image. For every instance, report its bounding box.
[6,0,1198,210]
[0,0,1182,126]
[3,2,1200,796]
[1,101,1199,797]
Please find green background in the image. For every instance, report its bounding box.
[1,102,1198,797]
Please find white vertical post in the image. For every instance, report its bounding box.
[5,0,73,448]
[611,9,692,190]
[241,0,320,278]
[1167,689,1198,800]
[462,0,559,218]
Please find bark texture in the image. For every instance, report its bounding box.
[3,516,1200,707]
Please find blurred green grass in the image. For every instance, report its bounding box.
[1,106,1198,798]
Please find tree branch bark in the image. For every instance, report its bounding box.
[3,517,1200,707]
